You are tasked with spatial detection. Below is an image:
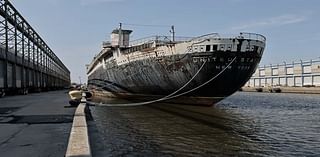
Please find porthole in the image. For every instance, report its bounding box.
[219,44,225,51]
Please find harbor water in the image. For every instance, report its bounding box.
[88,92,320,156]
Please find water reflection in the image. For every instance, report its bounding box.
[89,94,272,156]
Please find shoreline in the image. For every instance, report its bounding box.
[240,87,320,94]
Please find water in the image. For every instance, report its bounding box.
[88,92,320,156]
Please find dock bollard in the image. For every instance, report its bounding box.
[68,90,82,107]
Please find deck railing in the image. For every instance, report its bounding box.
[129,36,193,46]
[129,32,266,46]
[191,32,266,43]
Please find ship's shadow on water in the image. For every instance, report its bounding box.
[89,95,268,156]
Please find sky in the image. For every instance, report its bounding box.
[10,0,320,83]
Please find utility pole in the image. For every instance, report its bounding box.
[170,25,175,42]
[119,22,122,47]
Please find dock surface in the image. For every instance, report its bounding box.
[0,91,75,157]
[241,86,320,94]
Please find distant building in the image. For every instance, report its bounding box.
[246,58,320,87]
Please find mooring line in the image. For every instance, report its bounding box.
[87,60,207,107]
[87,56,236,107]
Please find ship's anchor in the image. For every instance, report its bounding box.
[87,56,237,107]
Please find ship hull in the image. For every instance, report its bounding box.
[88,50,261,106]
[92,90,224,106]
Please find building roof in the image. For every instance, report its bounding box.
[111,29,133,34]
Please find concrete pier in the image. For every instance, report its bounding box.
[0,90,75,156]
[66,95,91,157]
[241,86,320,94]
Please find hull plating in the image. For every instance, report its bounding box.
[88,50,262,105]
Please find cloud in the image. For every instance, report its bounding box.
[231,14,308,31]
[80,0,125,6]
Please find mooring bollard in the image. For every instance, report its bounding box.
[68,90,82,107]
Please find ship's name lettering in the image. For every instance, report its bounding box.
[193,57,253,63]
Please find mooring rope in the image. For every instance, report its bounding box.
[87,56,236,107]
[87,60,207,107]
[162,57,236,99]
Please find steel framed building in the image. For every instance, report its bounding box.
[0,0,70,96]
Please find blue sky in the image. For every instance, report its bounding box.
[10,0,320,83]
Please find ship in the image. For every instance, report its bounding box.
[86,24,266,106]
